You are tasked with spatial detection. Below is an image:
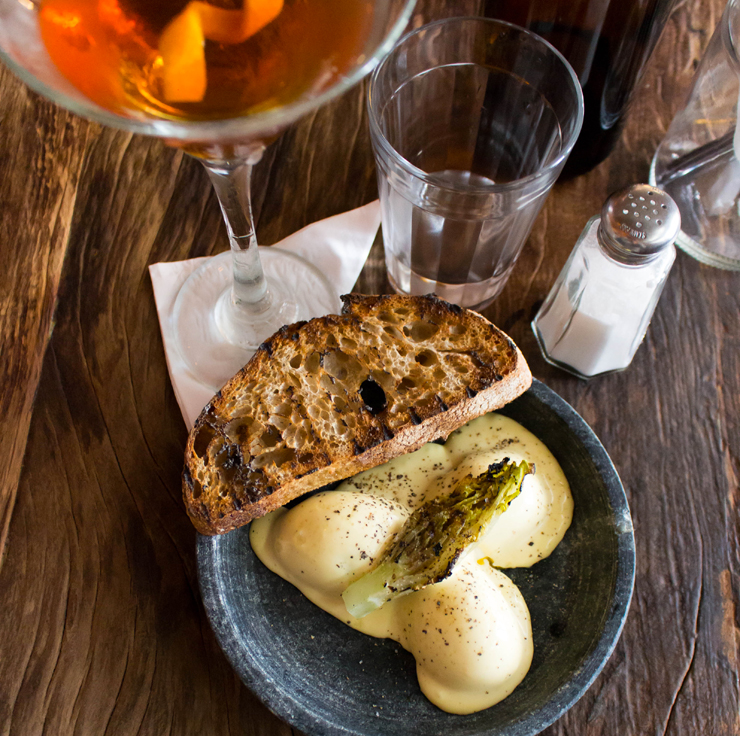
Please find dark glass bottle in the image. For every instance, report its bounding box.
[484,0,678,177]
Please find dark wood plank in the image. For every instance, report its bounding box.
[0,125,293,735]
[253,80,378,243]
[0,65,91,564]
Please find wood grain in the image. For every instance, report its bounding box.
[0,0,738,734]
[0,64,91,563]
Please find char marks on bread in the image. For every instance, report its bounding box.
[182,294,532,535]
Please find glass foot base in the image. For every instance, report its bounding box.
[173,247,341,391]
[673,230,740,271]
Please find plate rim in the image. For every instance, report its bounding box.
[196,378,636,736]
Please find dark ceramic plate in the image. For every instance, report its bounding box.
[197,379,635,736]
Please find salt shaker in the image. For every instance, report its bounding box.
[532,184,681,378]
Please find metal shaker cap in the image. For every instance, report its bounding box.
[599,184,681,260]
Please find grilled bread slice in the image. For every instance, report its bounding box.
[183,294,532,535]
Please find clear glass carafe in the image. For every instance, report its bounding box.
[650,0,740,269]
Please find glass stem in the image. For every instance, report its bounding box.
[201,157,271,314]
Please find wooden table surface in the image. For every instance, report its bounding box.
[1,0,738,734]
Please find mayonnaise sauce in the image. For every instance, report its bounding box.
[250,413,573,714]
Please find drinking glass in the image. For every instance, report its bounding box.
[650,0,740,270]
[0,0,416,389]
[368,17,583,310]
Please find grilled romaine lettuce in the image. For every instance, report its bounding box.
[342,458,532,618]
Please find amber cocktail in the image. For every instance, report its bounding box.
[1,0,415,389]
[39,0,371,120]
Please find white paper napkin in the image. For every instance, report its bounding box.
[150,200,381,428]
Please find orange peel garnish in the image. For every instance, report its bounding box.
[159,3,206,103]
[158,0,285,103]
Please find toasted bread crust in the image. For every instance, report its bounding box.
[183,294,532,535]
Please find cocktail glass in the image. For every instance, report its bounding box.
[0,0,416,389]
